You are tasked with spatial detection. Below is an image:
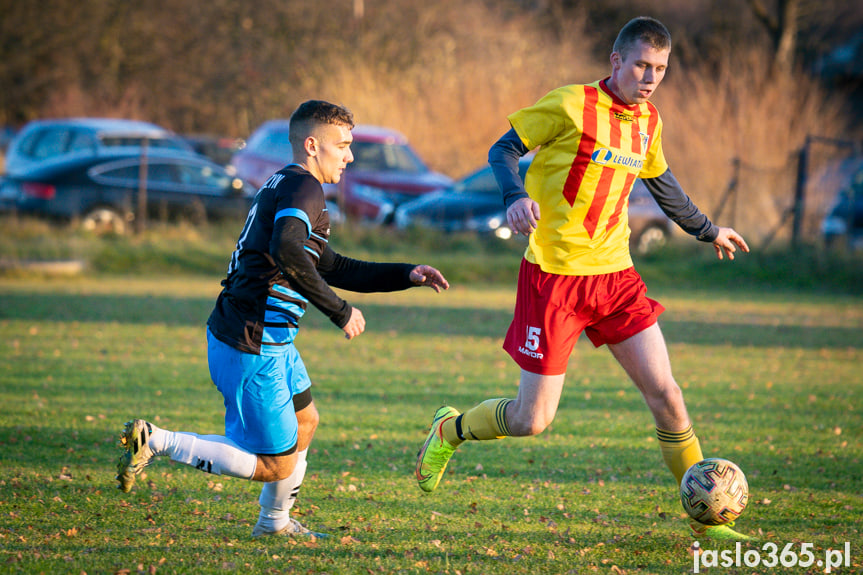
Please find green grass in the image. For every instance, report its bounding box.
[3,215,863,294]
[1,267,861,574]
[0,220,861,573]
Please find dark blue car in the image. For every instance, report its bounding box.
[4,149,255,234]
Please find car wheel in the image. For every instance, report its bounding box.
[634,224,668,254]
[81,207,128,235]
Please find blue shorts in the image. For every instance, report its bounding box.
[207,328,312,455]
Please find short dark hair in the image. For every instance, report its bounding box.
[612,17,671,60]
[289,100,354,151]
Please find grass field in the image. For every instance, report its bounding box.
[1,261,862,573]
[0,216,863,575]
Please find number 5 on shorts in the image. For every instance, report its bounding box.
[525,326,541,351]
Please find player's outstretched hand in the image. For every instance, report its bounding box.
[507,197,541,235]
[343,307,366,340]
[712,227,749,261]
[410,265,450,293]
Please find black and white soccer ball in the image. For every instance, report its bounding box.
[680,458,749,525]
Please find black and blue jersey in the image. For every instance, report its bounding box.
[208,164,415,356]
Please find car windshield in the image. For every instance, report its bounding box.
[453,161,532,195]
[454,168,498,195]
[246,128,292,160]
[349,141,427,173]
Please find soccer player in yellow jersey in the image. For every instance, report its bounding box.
[416,16,753,541]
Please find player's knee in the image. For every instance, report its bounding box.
[509,414,552,437]
[306,407,320,430]
[644,383,687,421]
[645,380,682,404]
[297,405,319,438]
[270,466,293,481]
[297,400,319,427]
[256,454,296,482]
[660,383,684,406]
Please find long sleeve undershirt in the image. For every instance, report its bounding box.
[272,216,415,328]
[488,127,718,242]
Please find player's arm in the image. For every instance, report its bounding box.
[271,215,353,329]
[489,128,540,235]
[489,128,529,208]
[642,169,749,260]
[317,248,448,293]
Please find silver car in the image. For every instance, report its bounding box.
[4,117,195,178]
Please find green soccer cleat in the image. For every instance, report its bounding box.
[115,419,156,493]
[252,518,329,539]
[690,520,757,541]
[415,406,460,493]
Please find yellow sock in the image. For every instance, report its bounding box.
[441,398,513,445]
[656,425,703,485]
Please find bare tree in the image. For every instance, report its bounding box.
[747,0,799,74]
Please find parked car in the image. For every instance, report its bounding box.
[0,175,16,213]
[6,149,255,234]
[3,117,195,178]
[230,121,452,223]
[821,160,863,249]
[394,156,533,240]
[394,158,674,254]
[627,181,675,254]
[182,134,245,167]
[227,119,293,189]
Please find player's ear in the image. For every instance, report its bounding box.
[610,51,621,70]
[303,136,319,157]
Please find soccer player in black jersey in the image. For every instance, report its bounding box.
[116,100,449,538]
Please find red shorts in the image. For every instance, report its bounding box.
[502,259,665,375]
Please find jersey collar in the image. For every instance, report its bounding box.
[599,77,640,109]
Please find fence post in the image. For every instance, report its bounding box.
[791,136,810,248]
[135,138,149,235]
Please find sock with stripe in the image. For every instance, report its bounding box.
[441,398,513,446]
[159,429,257,480]
[656,425,703,485]
[256,448,308,533]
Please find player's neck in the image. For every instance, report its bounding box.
[604,77,626,105]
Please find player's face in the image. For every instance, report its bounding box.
[609,40,669,105]
[309,123,354,184]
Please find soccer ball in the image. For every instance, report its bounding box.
[680,458,749,525]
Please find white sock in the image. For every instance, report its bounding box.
[155,429,257,480]
[256,449,308,532]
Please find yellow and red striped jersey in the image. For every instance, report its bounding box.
[508,78,668,275]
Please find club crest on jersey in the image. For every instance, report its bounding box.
[591,148,613,165]
[639,131,650,152]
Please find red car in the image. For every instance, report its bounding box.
[230,122,452,224]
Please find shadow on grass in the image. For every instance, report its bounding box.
[1,292,862,349]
